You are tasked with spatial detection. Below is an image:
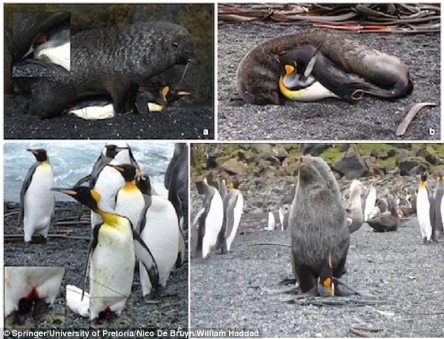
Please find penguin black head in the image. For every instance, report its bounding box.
[317,254,334,297]
[103,144,128,159]
[420,171,428,183]
[27,148,48,162]
[52,186,99,212]
[108,164,139,182]
[135,173,152,195]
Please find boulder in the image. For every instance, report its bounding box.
[221,158,247,175]
[398,157,430,176]
[299,143,331,156]
[334,144,368,179]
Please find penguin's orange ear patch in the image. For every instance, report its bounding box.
[323,278,332,288]
[161,86,170,101]
[284,64,295,75]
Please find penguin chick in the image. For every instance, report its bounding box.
[317,254,335,297]
[5,266,64,322]
[135,174,180,298]
[416,172,435,244]
[346,180,364,234]
[52,186,159,322]
[19,148,55,242]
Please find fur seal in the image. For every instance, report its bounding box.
[24,21,198,118]
[236,32,413,105]
[289,156,349,295]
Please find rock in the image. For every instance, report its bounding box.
[299,143,331,156]
[221,158,247,175]
[395,149,410,165]
[398,157,430,176]
[415,145,443,165]
[334,144,368,179]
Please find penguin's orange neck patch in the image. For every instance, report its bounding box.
[419,181,425,189]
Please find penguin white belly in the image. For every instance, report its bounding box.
[91,166,124,227]
[278,208,285,231]
[114,189,145,230]
[24,165,54,242]
[140,196,179,296]
[280,79,339,101]
[68,103,115,120]
[89,225,135,320]
[202,193,224,258]
[34,42,71,71]
[416,190,432,241]
[5,266,64,317]
[226,193,243,252]
[266,211,275,230]
[364,188,377,221]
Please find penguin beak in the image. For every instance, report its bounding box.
[51,188,78,196]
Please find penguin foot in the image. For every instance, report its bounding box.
[32,298,50,322]
[144,286,164,303]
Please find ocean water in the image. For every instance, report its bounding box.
[4,141,177,202]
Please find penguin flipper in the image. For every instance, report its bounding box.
[176,227,186,268]
[83,223,100,300]
[72,174,91,188]
[133,229,160,289]
[18,162,39,226]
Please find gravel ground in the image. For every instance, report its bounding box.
[4,94,214,140]
[217,22,440,141]
[190,212,444,337]
[4,202,188,334]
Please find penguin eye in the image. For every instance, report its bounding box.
[173,42,179,47]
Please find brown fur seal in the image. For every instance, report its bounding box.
[289,156,350,295]
[24,21,197,118]
[236,32,413,105]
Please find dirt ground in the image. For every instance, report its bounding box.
[190,212,444,337]
[4,93,214,140]
[217,22,440,141]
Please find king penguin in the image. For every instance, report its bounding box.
[110,164,144,230]
[363,185,377,222]
[217,182,244,253]
[5,266,65,323]
[165,143,189,231]
[88,143,135,228]
[416,172,435,244]
[135,173,180,298]
[52,186,159,322]
[345,180,364,234]
[19,148,55,242]
[194,177,224,258]
[433,171,444,240]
